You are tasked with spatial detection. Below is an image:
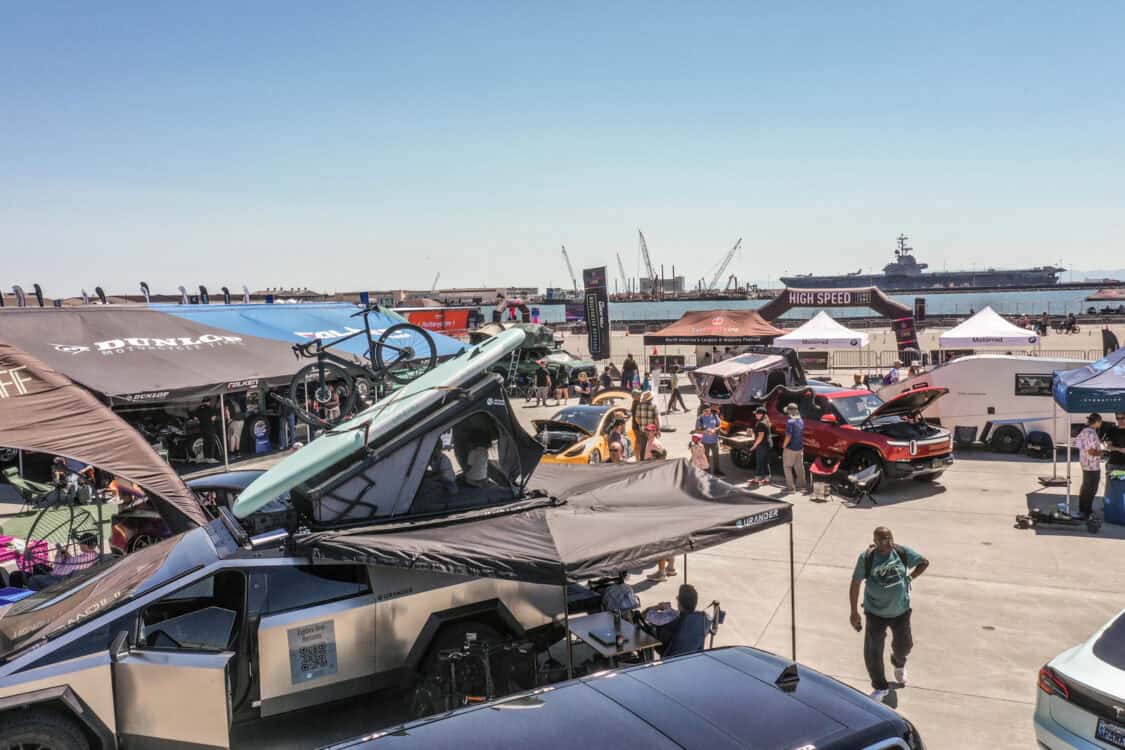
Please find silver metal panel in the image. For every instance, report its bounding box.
[257,594,377,714]
[0,652,116,734]
[370,567,560,672]
[114,649,233,748]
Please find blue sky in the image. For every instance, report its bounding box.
[2,1,1123,296]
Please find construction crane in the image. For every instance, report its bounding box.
[707,238,743,290]
[560,245,578,291]
[430,272,440,292]
[637,230,658,294]
[616,253,629,294]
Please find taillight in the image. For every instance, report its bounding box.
[1038,666,1069,700]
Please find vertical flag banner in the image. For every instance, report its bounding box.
[583,266,611,360]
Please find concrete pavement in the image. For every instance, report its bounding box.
[514,390,1125,749]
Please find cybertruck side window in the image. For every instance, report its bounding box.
[247,565,371,617]
[139,571,244,652]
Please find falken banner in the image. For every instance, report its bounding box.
[583,266,611,361]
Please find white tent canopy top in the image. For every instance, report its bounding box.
[774,311,869,350]
[939,306,1040,349]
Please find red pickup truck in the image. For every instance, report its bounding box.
[743,385,954,487]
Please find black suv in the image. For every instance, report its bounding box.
[326,646,924,750]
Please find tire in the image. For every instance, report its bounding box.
[128,533,160,553]
[289,361,357,427]
[845,448,884,492]
[588,449,602,464]
[730,446,754,469]
[0,707,90,750]
[990,426,1024,454]
[376,324,438,385]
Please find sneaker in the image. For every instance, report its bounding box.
[646,571,666,581]
[665,568,679,577]
[894,666,907,685]
[869,688,890,703]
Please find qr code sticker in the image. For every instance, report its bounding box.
[288,621,338,683]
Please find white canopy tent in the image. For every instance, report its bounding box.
[774,311,869,350]
[939,306,1040,349]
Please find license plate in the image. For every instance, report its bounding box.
[1097,718,1125,748]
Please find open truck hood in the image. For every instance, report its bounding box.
[232,328,527,519]
[865,386,948,422]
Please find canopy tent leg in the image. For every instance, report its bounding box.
[683,553,687,584]
[1052,399,1058,478]
[17,450,22,478]
[1066,430,1072,510]
[561,582,573,680]
[789,521,797,661]
[220,394,231,471]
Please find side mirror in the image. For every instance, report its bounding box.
[820,413,838,424]
[110,630,131,663]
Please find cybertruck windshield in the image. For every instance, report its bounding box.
[0,525,220,661]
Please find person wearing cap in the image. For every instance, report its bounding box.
[643,423,667,460]
[748,407,772,485]
[689,433,710,471]
[632,391,660,461]
[695,405,724,476]
[651,584,708,657]
[782,402,808,493]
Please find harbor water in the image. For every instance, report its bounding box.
[491,287,1107,324]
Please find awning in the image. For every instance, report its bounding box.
[0,307,304,405]
[939,307,1040,349]
[774,311,869,349]
[156,302,466,359]
[1053,348,1125,413]
[294,460,791,584]
[643,310,786,346]
[0,342,207,531]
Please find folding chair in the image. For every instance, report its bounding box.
[846,465,881,507]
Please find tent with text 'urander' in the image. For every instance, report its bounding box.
[0,342,207,531]
[774,311,869,350]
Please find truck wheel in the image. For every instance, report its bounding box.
[0,707,90,750]
[730,447,754,469]
[990,426,1024,454]
[845,448,883,492]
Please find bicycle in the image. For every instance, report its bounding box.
[287,305,438,428]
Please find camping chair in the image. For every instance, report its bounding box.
[2,467,54,510]
[846,465,881,507]
[808,456,841,502]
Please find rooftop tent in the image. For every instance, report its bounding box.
[774,311,869,350]
[688,350,804,405]
[0,342,207,531]
[468,322,556,349]
[643,310,786,346]
[294,460,792,584]
[0,307,303,405]
[1053,348,1125,413]
[156,302,466,360]
[938,306,1040,349]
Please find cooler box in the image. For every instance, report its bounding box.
[1105,475,1125,526]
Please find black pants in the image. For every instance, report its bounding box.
[635,432,649,461]
[864,609,913,690]
[1080,469,1101,516]
[705,442,722,474]
[667,388,687,413]
[621,374,634,389]
[755,445,770,479]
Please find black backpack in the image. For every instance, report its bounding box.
[864,544,907,579]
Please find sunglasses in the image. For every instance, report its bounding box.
[609,447,623,453]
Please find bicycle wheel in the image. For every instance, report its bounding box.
[375,324,438,384]
[289,361,358,427]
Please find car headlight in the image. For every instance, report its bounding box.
[564,443,587,457]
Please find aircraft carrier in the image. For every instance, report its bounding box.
[780,235,1064,291]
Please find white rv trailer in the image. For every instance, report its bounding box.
[877,354,1090,452]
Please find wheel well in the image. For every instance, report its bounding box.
[0,690,113,750]
[845,444,883,463]
[405,598,525,671]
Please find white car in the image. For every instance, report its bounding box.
[1036,609,1125,749]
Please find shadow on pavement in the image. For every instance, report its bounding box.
[1021,490,1125,538]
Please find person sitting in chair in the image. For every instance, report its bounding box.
[651,584,709,658]
[15,533,101,591]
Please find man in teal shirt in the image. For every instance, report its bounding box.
[849,526,929,702]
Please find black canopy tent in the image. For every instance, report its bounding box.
[296,460,798,662]
[0,342,208,531]
[0,306,303,406]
